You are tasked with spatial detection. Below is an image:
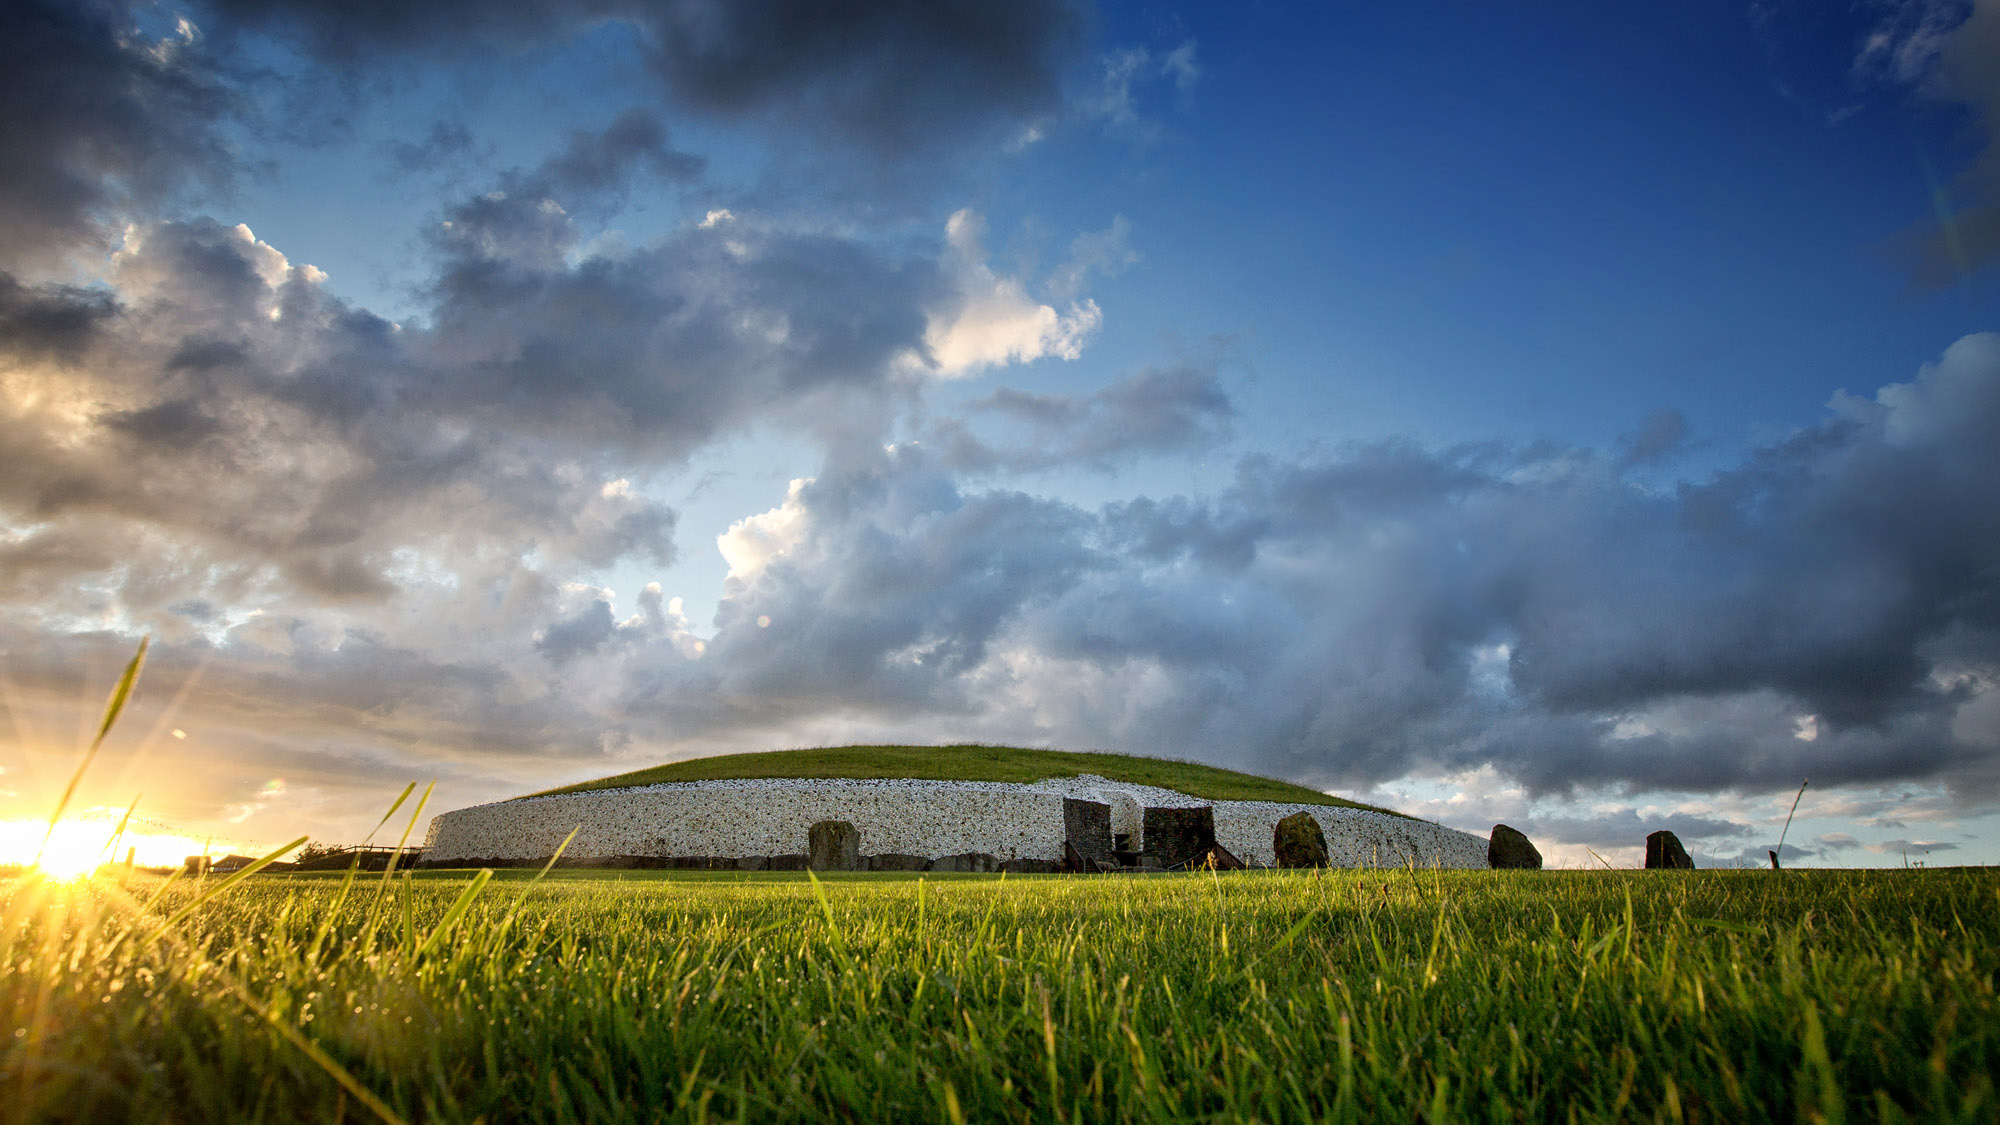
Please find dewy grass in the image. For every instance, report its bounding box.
[5,866,1998,1122]
[522,744,1396,812]
[5,647,1997,1121]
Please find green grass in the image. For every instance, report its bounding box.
[525,744,1393,812]
[5,865,1996,1122]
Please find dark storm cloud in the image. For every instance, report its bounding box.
[421,204,936,451]
[633,0,1086,154]
[0,215,683,609]
[0,276,120,361]
[9,304,1997,811]
[202,0,1086,155]
[0,72,1022,619]
[0,117,1008,765]
[630,332,2000,800]
[0,0,238,268]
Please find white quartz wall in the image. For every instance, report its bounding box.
[421,774,1489,869]
[422,779,1075,863]
[1208,802,1487,869]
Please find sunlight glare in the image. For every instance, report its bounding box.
[1,817,221,877]
[21,819,112,880]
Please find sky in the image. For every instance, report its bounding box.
[2,0,1998,870]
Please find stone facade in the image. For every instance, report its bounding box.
[419,774,1488,870]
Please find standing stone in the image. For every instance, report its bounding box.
[1273,812,1331,868]
[1487,825,1543,870]
[1063,798,1115,869]
[1143,806,1217,870]
[808,820,861,871]
[1645,830,1695,870]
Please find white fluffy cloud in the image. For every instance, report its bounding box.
[718,479,812,585]
[921,209,1102,376]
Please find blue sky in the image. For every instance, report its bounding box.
[2,0,1998,868]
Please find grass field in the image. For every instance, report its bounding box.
[524,744,1393,812]
[4,863,1996,1123]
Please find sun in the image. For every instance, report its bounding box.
[15,819,114,880]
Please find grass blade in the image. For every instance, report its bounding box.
[36,637,147,868]
[414,868,494,960]
[147,835,307,942]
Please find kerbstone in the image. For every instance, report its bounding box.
[1274,811,1330,868]
[865,853,929,872]
[1488,825,1542,870]
[931,852,1000,873]
[808,821,860,871]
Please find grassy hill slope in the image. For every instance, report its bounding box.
[521,744,1399,814]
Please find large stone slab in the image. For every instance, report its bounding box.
[1063,798,1114,868]
[809,820,861,871]
[1487,824,1542,870]
[1143,805,1216,870]
[931,852,1000,873]
[1645,830,1695,870]
[865,853,930,872]
[1274,812,1330,868]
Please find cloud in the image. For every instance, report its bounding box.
[1518,808,1752,850]
[383,118,480,178]
[933,361,1235,473]
[922,210,1102,376]
[1865,837,1959,854]
[1868,0,2000,283]
[204,0,1086,158]
[0,0,237,270]
[420,197,939,450]
[0,107,1134,644]
[527,108,705,204]
[0,213,692,614]
[610,332,2000,801]
[7,327,2000,837]
[1047,215,1138,300]
[1614,408,1690,468]
[1078,40,1201,141]
[0,275,120,361]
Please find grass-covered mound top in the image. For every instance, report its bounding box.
[523,744,1397,813]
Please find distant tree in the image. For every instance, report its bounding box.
[297,840,342,864]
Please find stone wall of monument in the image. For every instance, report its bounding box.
[420,774,1488,869]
